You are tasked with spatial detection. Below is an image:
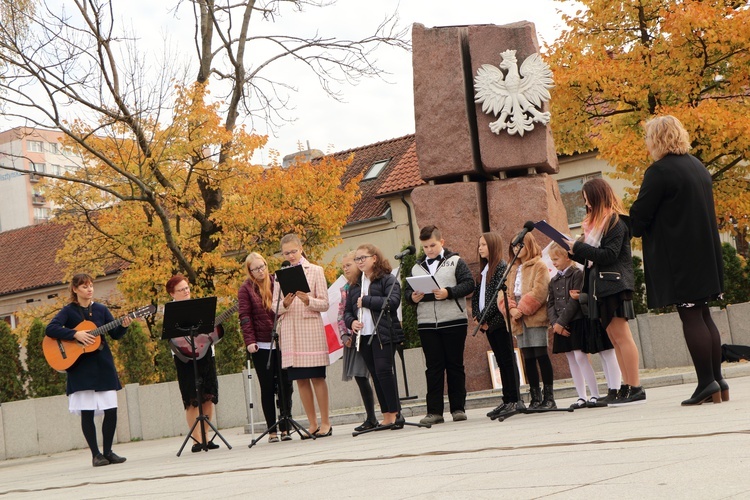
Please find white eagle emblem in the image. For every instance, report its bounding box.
[474,49,554,136]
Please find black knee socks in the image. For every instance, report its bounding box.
[80,410,100,457]
[102,408,117,456]
[678,304,722,388]
[522,347,554,387]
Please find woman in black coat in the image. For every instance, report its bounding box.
[45,273,131,467]
[630,115,726,406]
[344,243,404,428]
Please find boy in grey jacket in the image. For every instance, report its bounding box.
[404,225,475,424]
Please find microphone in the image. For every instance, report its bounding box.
[280,260,291,269]
[394,245,416,260]
[511,221,535,247]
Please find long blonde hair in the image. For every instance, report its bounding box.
[245,252,272,310]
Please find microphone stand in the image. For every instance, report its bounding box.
[249,282,314,447]
[353,258,431,436]
[472,241,573,422]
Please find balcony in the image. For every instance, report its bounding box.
[32,194,46,205]
[29,173,40,183]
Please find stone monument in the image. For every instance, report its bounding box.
[411,21,570,392]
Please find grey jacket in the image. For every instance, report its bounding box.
[404,249,475,329]
[547,266,584,329]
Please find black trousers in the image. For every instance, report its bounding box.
[486,325,520,403]
[419,325,467,415]
[251,348,293,433]
[360,336,401,414]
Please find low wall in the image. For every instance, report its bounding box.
[3,303,750,460]
[0,347,427,460]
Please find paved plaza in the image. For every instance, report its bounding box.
[1,371,749,499]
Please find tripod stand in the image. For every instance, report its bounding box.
[472,237,573,422]
[353,260,431,437]
[163,297,232,456]
[249,283,314,448]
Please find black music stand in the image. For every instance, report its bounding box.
[162,297,232,456]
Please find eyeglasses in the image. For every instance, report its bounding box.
[282,249,299,257]
[175,286,190,293]
[250,263,267,274]
[353,255,372,263]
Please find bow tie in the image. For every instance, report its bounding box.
[427,256,443,265]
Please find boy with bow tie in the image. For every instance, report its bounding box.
[405,225,474,425]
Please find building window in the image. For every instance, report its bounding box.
[34,207,50,223]
[363,159,389,180]
[30,161,46,173]
[558,173,602,227]
[48,142,59,154]
[28,140,43,152]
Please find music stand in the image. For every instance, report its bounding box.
[162,297,232,456]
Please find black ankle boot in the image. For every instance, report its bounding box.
[539,385,557,410]
[681,381,721,406]
[598,388,619,404]
[528,386,542,409]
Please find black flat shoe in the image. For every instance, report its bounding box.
[300,428,318,440]
[682,381,721,406]
[314,427,332,438]
[207,440,220,450]
[391,413,405,430]
[191,443,203,453]
[92,454,110,467]
[104,452,126,464]
[354,420,378,432]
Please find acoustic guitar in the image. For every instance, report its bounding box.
[43,304,156,371]
[169,303,239,363]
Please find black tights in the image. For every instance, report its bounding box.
[677,304,722,390]
[81,408,117,458]
[354,375,377,423]
[521,346,554,388]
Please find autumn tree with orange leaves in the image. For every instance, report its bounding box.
[547,0,750,253]
[0,0,404,302]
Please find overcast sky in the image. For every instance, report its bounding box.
[2,0,580,162]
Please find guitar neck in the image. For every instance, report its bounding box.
[214,303,238,327]
[90,315,128,338]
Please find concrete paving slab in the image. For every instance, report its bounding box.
[1,374,750,499]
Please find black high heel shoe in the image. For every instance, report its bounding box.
[681,381,721,406]
[717,378,730,402]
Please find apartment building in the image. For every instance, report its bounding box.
[0,127,82,232]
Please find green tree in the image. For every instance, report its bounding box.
[711,243,750,308]
[0,321,27,402]
[25,318,66,398]
[215,311,244,375]
[399,245,422,349]
[111,321,155,386]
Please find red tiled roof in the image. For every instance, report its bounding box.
[0,222,124,296]
[376,140,425,196]
[0,222,72,296]
[329,134,418,224]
